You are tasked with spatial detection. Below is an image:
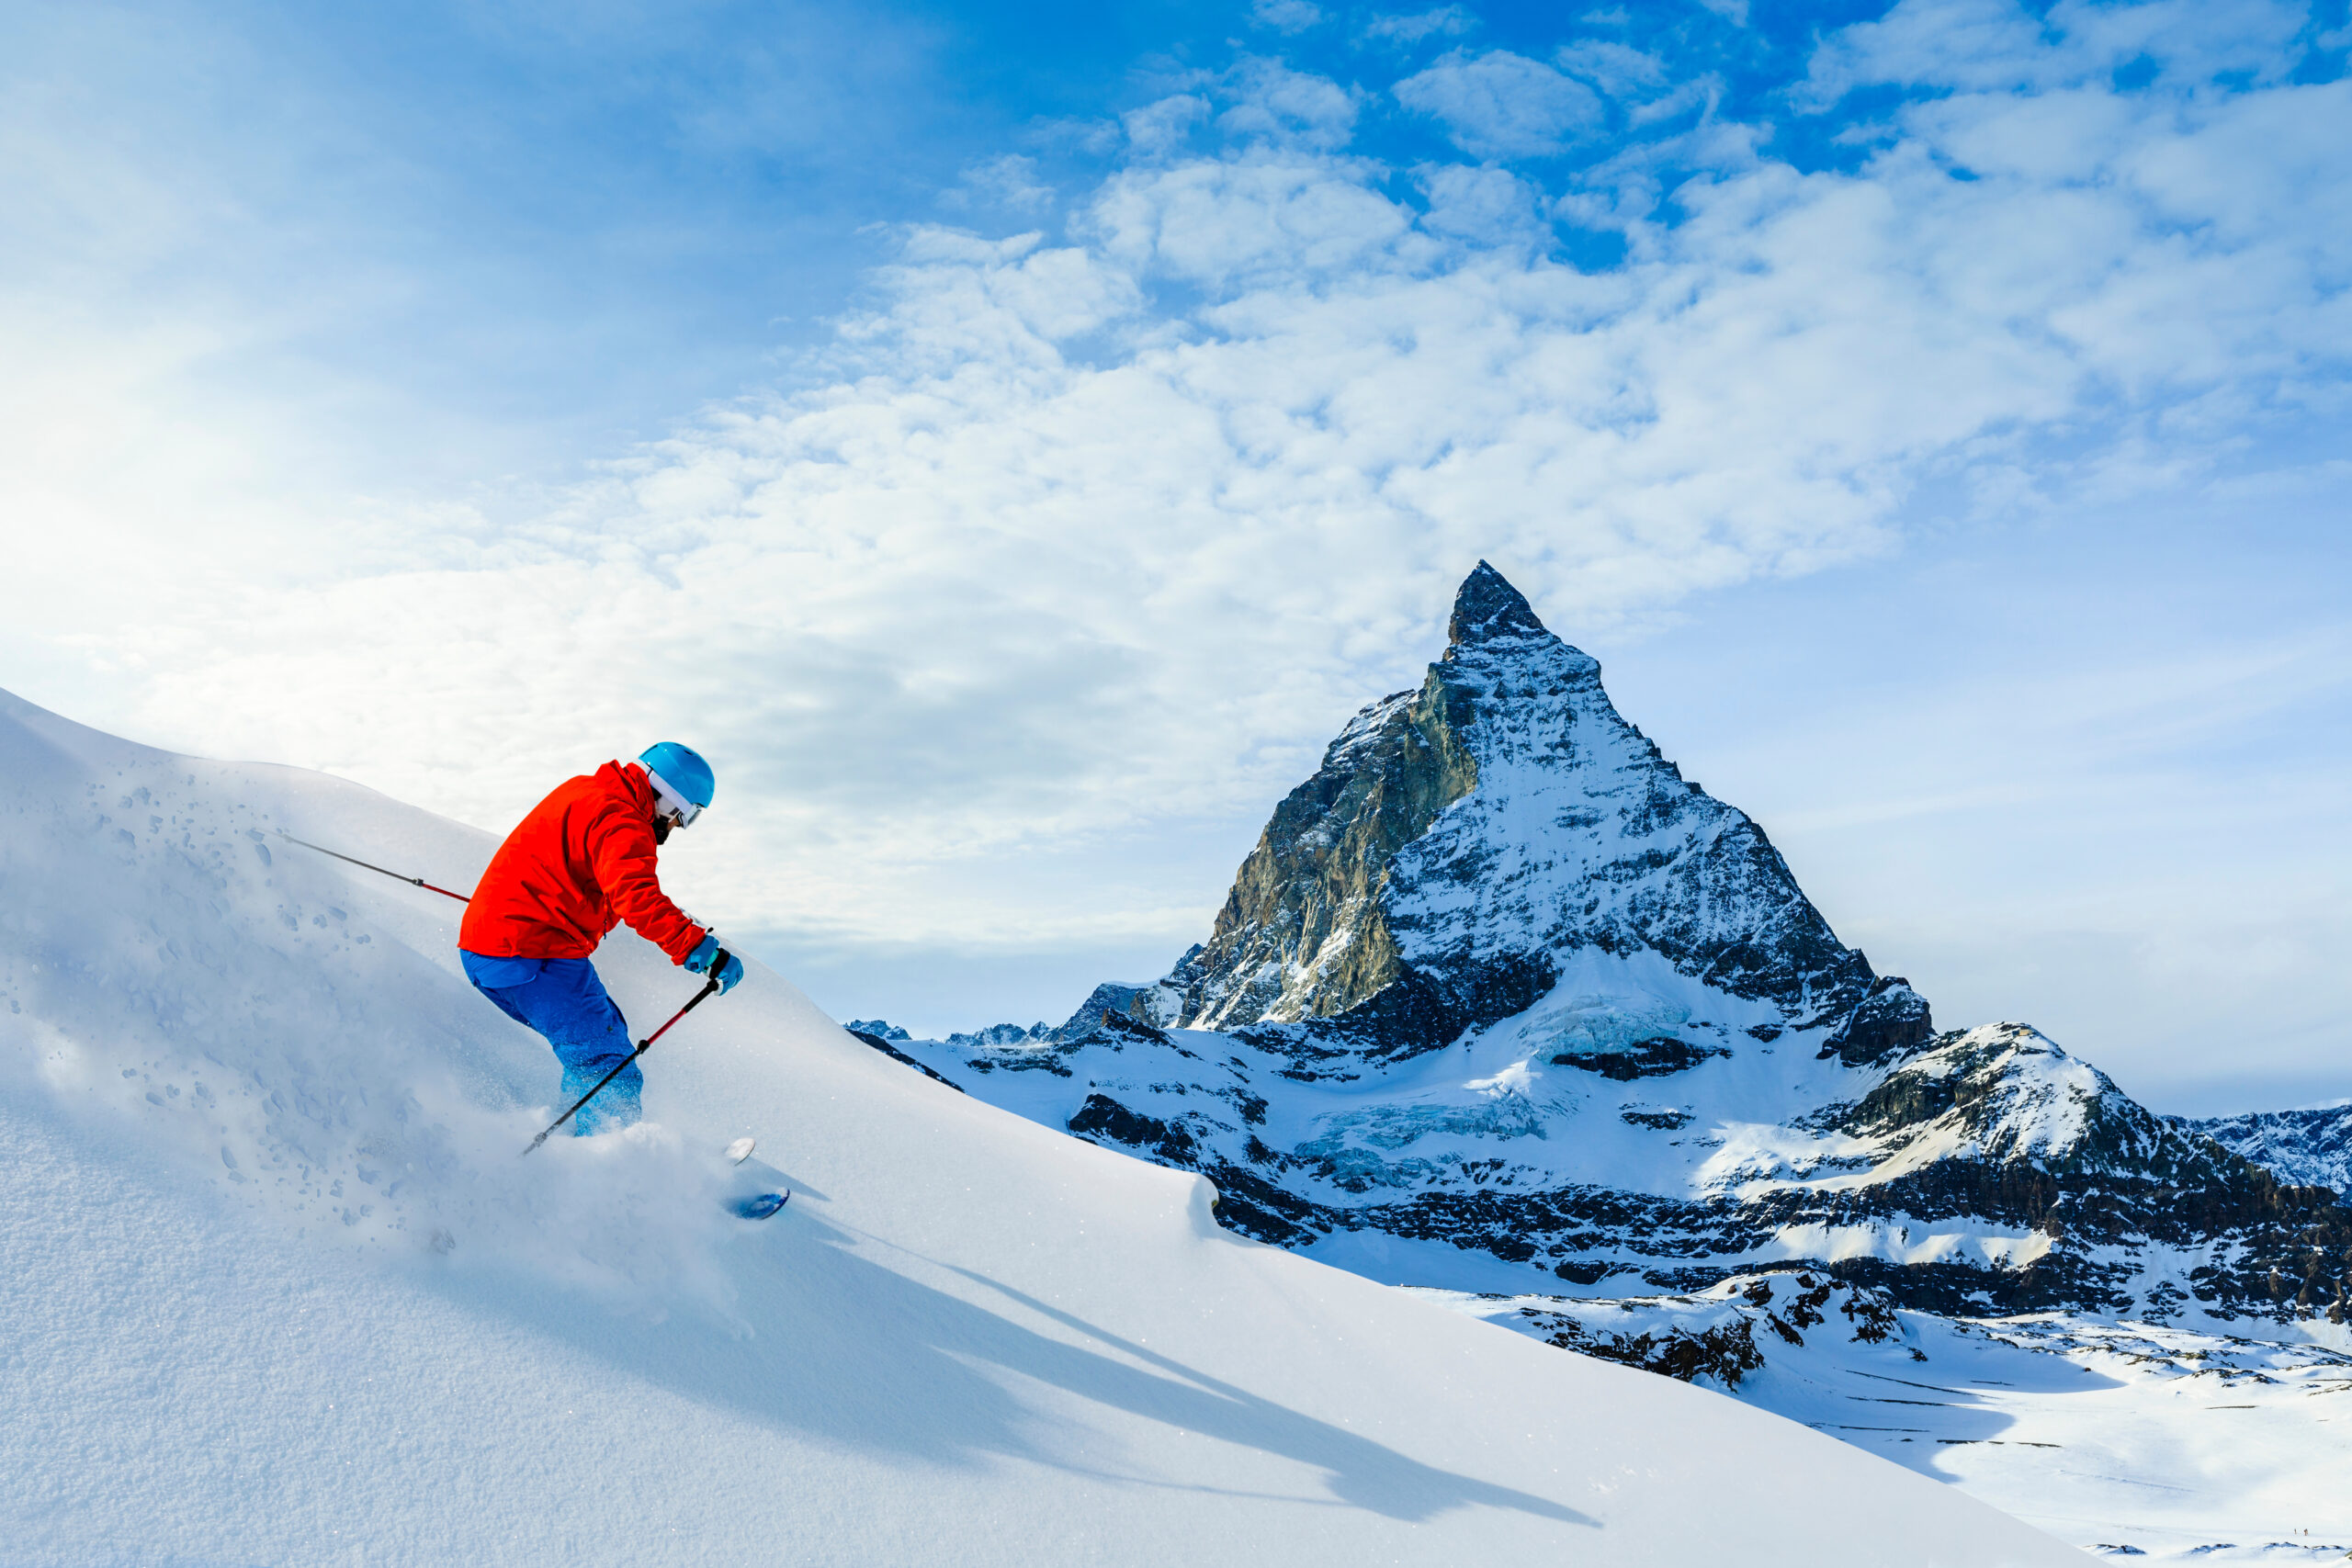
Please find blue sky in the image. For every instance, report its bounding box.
[4,0,2347,1113]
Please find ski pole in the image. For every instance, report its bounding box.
[521,958,729,1156]
[276,831,472,903]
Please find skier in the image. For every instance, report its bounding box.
[458,743,743,1136]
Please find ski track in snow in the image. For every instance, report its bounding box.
[0,688,2089,1566]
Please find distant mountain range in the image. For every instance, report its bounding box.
[2178,1104,2352,1200]
[855,564,2350,1327]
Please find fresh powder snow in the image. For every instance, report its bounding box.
[0,687,2088,1565]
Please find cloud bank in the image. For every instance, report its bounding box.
[15,0,2351,1006]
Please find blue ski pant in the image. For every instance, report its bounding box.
[460,951,640,1135]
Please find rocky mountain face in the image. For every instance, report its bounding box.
[2178,1105,2352,1207]
[1161,563,1894,1058]
[864,564,2350,1328]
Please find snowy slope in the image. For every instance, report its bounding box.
[0,688,2088,1566]
[1426,1275,2352,1562]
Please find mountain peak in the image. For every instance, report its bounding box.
[1448,560,1548,647]
[1148,558,1874,1044]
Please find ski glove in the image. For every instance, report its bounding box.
[685,933,745,994]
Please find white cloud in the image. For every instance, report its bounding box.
[1414,164,1547,243]
[1250,0,1325,35]
[1215,59,1362,152]
[1394,50,1607,160]
[1121,94,1211,158]
[8,1,2350,985]
[944,154,1057,214]
[1555,39,1669,100]
[1085,154,1414,287]
[1364,6,1476,45]
[1802,0,2306,105]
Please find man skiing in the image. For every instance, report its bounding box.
[458,743,744,1136]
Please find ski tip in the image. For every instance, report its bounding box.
[725,1136,756,1166]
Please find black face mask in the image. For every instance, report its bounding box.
[650,813,673,846]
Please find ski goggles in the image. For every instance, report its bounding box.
[645,770,705,829]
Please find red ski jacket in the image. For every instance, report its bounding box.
[458,761,707,966]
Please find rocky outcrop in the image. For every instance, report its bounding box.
[1050,978,1189,1042]
[1552,1037,1729,1079]
[1504,1270,1903,1389]
[1822,977,1935,1066]
[1170,685,1476,1032]
[846,1028,967,1092]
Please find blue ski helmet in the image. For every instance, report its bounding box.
[639,742,715,825]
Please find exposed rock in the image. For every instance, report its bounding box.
[1503,1270,1901,1389]
[1069,1093,1197,1166]
[1821,976,1934,1066]
[1554,1037,1729,1079]
[950,1021,1057,1049]
[1053,978,1188,1041]
[1170,682,1476,1034]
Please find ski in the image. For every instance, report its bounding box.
[719,1137,788,1220]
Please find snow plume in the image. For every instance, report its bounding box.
[0,693,754,1323]
[17,1,2352,965]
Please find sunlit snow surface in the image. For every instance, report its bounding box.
[1422,1280,2352,1562]
[893,987,2352,1554]
[0,688,2086,1566]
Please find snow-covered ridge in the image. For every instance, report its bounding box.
[1831,1024,2249,1184]
[0,685,2090,1565]
[2178,1104,2352,1201]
